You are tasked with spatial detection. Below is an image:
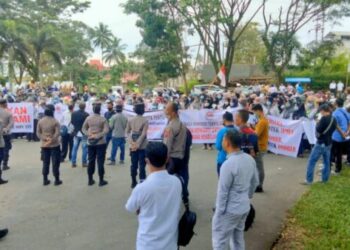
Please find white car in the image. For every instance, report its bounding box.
[191,84,224,95]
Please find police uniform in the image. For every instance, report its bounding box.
[163,117,189,203]
[126,115,148,188]
[0,99,13,171]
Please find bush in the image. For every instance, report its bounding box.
[178,79,201,93]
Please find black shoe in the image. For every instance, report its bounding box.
[0,228,8,239]
[255,186,264,193]
[119,160,124,164]
[82,164,88,168]
[131,182,137,189]
[3,166,10,171]
[99,180,108,187]
[43,179,51,186]
[54,180,63,186]
[88,179,95,186]
[0,179,8,185]
[71,164,77,168]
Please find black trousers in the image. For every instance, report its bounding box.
[42,146,61,179]
[130,149,146,182]
[26,119,39,141]
[87,144,106,179]
[61,134,73,161]
[167,157,189,204]
[0,148,4,179]
[3,135,12,168]
[331,140,347,173]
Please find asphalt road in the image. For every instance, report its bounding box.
[0,140,307,250]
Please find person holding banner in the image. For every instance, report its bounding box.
[126,102,149,189]
[303,104,337,185]
[36,104,62,186]
[0,99,13,171]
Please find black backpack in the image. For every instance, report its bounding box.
[244,204,255,231]
[176,175,196,247]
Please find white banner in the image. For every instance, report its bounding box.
[267,116,304,158]
[8,103,34,133]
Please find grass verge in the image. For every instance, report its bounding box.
[273,167,350,250]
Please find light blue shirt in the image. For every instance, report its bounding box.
[332,108,349,142]
[125,170,182,250]
[215,151,259,215]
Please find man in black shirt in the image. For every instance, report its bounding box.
[304,104,337,185]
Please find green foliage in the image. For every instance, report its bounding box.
[178,79,200,93]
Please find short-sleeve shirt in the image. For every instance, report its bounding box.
[332,108,349,142]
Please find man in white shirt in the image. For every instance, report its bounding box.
[126,142,182,250]
[337,81,345,95]
[212,130,259,250]
[329,80,337,95]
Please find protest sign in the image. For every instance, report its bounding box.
[8,103,34,133]
[267,116,304,158]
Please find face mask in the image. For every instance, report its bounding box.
[267,101,271,106]
[224,101,229,105]
[294,106,299,111]
[285,103,291,108]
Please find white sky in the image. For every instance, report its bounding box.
[73,0,350,59]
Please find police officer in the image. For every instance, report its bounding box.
[0,99,13,171]
[126,102,148,188]
[163,102,189,204]
[82,102,109,187]
[36,104,62,186]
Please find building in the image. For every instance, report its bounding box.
[325,32,350,54]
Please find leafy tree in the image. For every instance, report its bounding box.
[90,23,113,63]
[103,37,126,65]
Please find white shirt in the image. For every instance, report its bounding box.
[125,170,182,250]
[60,110,72,127]
[337,82,344,92]
[330,82,336,90]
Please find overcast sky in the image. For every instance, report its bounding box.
[73,0,350,59]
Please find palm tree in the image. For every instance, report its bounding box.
[103,37,126,65]
[90,23,113,63]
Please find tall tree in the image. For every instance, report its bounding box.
[103,37,126,65]
[90,23,113,63]
[168,0,265,80]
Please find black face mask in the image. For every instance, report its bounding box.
[93,105,101,114]
[108,107,113,111]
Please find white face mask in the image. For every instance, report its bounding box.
[294,106,299,111]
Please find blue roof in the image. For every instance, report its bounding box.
[285,77,311,83]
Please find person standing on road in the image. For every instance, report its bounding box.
[0,120,8,185]
[212,130,259,250]
[252,104,269,193]
[331,98,350,174]
[104,100,116,151]
[108,101,128,166]
[125,142,182,250]
[215,112,236,176]
[126,102,148,188]
[71,102,89,168]
[303,104,337,185]
[37,104,62,186]
[60,104,74,162]
[82,102,109,187]
[0,99,13,171]
[163,102,189,205]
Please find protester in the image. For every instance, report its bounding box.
[126,102,149,188]
[125,142,182,250]
[70,101,89,168]
[82,102,109,186]
[252,104,269,192]
[0,99,13,171]
[104,100,116,150]
[36,104,62,186]
[331,98,350,174]
[163,102,189,205]
[60,103,74,162]
[303,104,337,185]
[215,112,236,176]
[212,130,259,250]
[108,101,128,165]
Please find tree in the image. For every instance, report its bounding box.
[168,0,265,80]
[261,0,349,84]
[90,23,113,63]
[103,37,126,65]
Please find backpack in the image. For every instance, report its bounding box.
[176,175,196,247]
[244,204,255,231]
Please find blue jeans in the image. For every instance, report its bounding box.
[110,137,125,162]
[71,136,88,165]
[306,143,331,183]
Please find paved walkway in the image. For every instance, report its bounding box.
[0,140,307,250]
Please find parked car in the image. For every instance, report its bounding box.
[191,84,224,95]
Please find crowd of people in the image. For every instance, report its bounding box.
[1,79,350,249]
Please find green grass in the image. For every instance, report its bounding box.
[275,168,350,250]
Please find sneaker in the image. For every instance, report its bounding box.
[107,161,116,166]
[82,164,88,168]
[71,164,77,168]
[331,171,340,176]
[119,160,124,164]
[99,180,108,187]
[0,228,8,239]
[54,180,63,186]
[0,179,8,185]
[300,181,312,186]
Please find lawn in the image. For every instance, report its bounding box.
[273,167,350,250]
